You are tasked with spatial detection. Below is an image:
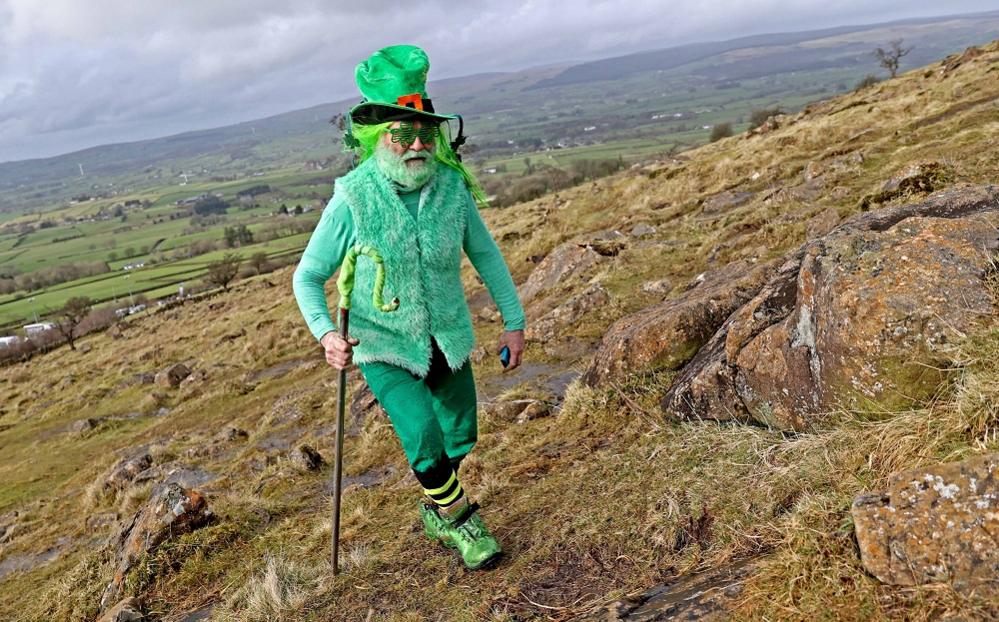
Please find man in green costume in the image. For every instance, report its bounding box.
[292,44,526,570]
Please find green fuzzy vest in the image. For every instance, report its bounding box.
[334,156,475,377]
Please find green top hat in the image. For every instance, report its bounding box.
[350,45,457,125]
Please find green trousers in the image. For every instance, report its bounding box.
[358,338,478,482]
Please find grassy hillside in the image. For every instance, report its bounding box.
[0,39,997,622]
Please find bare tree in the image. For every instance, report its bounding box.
[249,251,270,275]
[56,296,93,351]
[206,253,241,291]
[873,39,912,78]
[709,122,733,142]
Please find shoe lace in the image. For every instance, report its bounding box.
[455,518,484,544]
[448,502,485,543]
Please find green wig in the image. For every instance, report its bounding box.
[346,121,488,207]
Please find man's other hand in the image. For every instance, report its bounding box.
[321,331,360,370]
[497,329,525,371]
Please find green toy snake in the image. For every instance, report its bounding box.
[336,244,400,311]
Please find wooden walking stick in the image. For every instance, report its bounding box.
[331,244,399,574]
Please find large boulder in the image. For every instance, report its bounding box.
[584,260,777,386]
[101,483,212,609]
[662,185,999,429]
[852,453,999,588]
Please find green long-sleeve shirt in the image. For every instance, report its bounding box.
[292,185,526,343]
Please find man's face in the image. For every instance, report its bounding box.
[374,119,439,190]
[380,120,436,168]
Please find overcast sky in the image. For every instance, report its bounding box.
[0,0,995,163]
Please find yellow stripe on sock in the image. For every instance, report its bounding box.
[423,471,457,496]
[437,485,463,506]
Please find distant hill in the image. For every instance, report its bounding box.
[529,9,999,88]
[2,10,998,216]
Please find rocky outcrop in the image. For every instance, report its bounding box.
[584,260,777,386]
[852,453,999,588]
[662,185,999,429]
[101,483,212,609]
[804,207,840,240]
[576,556,760,621]
[526,284,609,344]
[859,160,954,210]
[519,242,602,305]
[699,190,754,219]
[103,451,153,492]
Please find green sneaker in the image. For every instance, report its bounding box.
[419,501,502,570]
[419,501,453,545]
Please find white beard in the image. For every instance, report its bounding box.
[374,143,438,191]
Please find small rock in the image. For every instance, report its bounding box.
[155,363,192,388]
[177,370,207,400]
[97,596,144,622]
[805,207,840,240]
[701,190,754,217]
[481,400,537,422]
[629,223,657,237]
[803,161,824,182]
[70,418,100,435]
[104,452,154,492]
[290,445,325,471]
[582,239,625,257]
[127,372,155,386]
[516,401,551,423]
[830,186,851,199]
[882,160,951,194]
[476,306,501,323]
[640,279,672,296]
[86,512,119,532]
[79,343,93,354]
[214,426,248,443]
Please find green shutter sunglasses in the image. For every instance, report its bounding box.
[388,122,439,147]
